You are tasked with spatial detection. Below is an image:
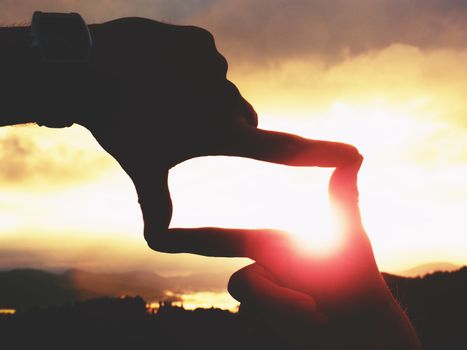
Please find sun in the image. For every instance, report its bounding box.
[281,199,345,257]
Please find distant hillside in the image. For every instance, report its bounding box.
[0,268,466,350]
[0,268,227,310]
[0,269,80,310]
[399,262,461,277]
[383,267,467,350]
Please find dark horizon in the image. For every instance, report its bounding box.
[1,266,466,350]
[1,263,466,311]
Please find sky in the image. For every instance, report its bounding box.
[0,0,466,285]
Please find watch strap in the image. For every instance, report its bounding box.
[30,11,93,128]
[31,11,92,63]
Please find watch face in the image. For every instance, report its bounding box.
[32,12,92,62]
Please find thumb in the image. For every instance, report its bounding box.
[328,154,365,235]
[228,263,327,327]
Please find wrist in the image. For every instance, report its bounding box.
[0,26,38,126]
[0,20,103,129]
[0,25,66,127]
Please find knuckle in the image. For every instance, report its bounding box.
[146,237,173,253]
[187,25,215,45]
[347,144,359,155]
[346,144,363,162]
[227,271,246,301]
[144,225,169,252]
[106,17,150,31]
[145,235,161,251]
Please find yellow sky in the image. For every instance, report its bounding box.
[1,1,466,278]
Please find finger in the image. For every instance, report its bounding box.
[130,168,293,261]
[228,263,327,326]
[130,169,187,255]
[132,169,173,231]
[328,154,365,234]
[226,127,360,168]
[223,80,258,127]
[133,172,293,259]
[133,170,294,259]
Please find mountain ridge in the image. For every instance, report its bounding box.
[399,261,461,277]
[0,267,229,310]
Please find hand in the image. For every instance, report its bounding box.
[1,18,364,257]
[75,17,256,171]
[0,18,365,257]
[47,17,362,257]
[228,156,422,349]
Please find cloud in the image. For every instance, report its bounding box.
[2,0,467,64]
[0,231,246,277]
[0,128,114,188]
[232,44,467,127]
[0,0,216,24]
[193,0,467,64]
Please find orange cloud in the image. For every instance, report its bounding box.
[190,0,467,66]
[0,0,215,24]
[0,127,114,189]
[3,0,467,65]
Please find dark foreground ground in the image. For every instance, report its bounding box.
[0,267,466,350]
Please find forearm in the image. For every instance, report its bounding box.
[0,23,103,128]
[0,26,38,126]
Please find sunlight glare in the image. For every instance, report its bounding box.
[285,202,344,257]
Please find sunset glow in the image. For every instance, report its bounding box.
[168,292,239,312]
[0,309,16,315]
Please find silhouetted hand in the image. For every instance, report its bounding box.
[228,156,422,350]
[79,17,258,166]
[2,17,363,256]
[55,17,362,257]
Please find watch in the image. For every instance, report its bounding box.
[31,11,93,128]
[31,11,92,63]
